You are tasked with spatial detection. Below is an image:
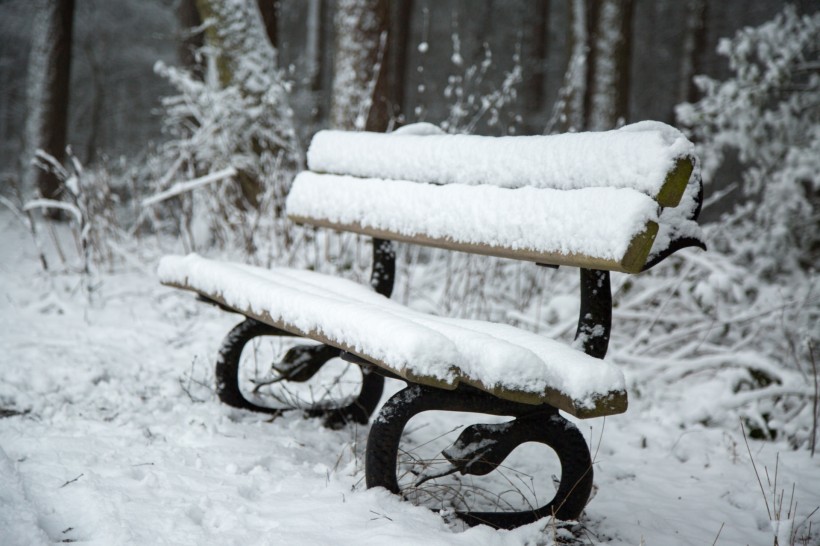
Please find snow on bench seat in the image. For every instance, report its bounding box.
[306,121,695,207]
[287,172,661,274]
[159,254,627,419]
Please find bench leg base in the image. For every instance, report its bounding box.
[365,383,593,529]
[215,317,384,426]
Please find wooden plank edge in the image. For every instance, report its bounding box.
[459,375,628,418]
[289,215,646,273]
[656,156,694,208]
[620,221,659,274]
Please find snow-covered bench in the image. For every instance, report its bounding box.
[158,121,705,528]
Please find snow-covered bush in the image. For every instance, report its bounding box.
[146,0,301,257]
[677,6,819,278]
[2,148,123,282]
[668,6,820,448]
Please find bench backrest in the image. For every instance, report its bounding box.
[287,122,704,274]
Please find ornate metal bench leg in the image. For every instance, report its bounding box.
[366,384,430,494]
[365,384,593,529]
[216,317,384,425]
[216,317,285,413]
[454,412,593,528]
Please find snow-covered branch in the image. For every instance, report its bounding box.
[141,167,237,207]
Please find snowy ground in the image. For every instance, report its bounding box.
[1,211,818,546]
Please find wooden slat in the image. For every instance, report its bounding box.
[162,279,628,418]
[656,156,694,208]
[289,215,659,274]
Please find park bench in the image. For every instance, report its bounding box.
[158,120,705,529]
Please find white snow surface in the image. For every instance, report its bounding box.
[287,172,659,264]
[306,121,694,198]
[2,213,817,546]
[157,254,625,407]
[0,447,49,546]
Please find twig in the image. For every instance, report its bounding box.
[740,420,772,520]
[788,483,796,520]
[179,357,211,403]
[809,340,818,457]
[405,425,464,453]
[369,510,393,521]
[141,166,237,207]
[701,182,739,211]
[59,474,84,488]
[592,417,606,464]
[23,198,83,225]
[711,522,725,546]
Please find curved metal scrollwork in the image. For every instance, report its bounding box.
[641,171,707,272]
[215,317,384,428]
[366,383,593,529]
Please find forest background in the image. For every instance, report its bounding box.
[0,1,818,544]
[0,0,812,222]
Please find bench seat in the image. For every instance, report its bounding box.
[159,254,627,419]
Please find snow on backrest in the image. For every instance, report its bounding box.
[306,121,695,207]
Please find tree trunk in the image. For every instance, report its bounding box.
[586,0,633,130]
[330,0,390,132]
[677,0,707,106]
[82,43,104,164]
[306,0,326,125]
[388,0,412,124]
[23,0,75,210]
[194,0,300,205]
[195,0,232,87]
[556,0,588,132]
[176,0,204,79]
[526,0,550,116]
[256,0,279,52]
